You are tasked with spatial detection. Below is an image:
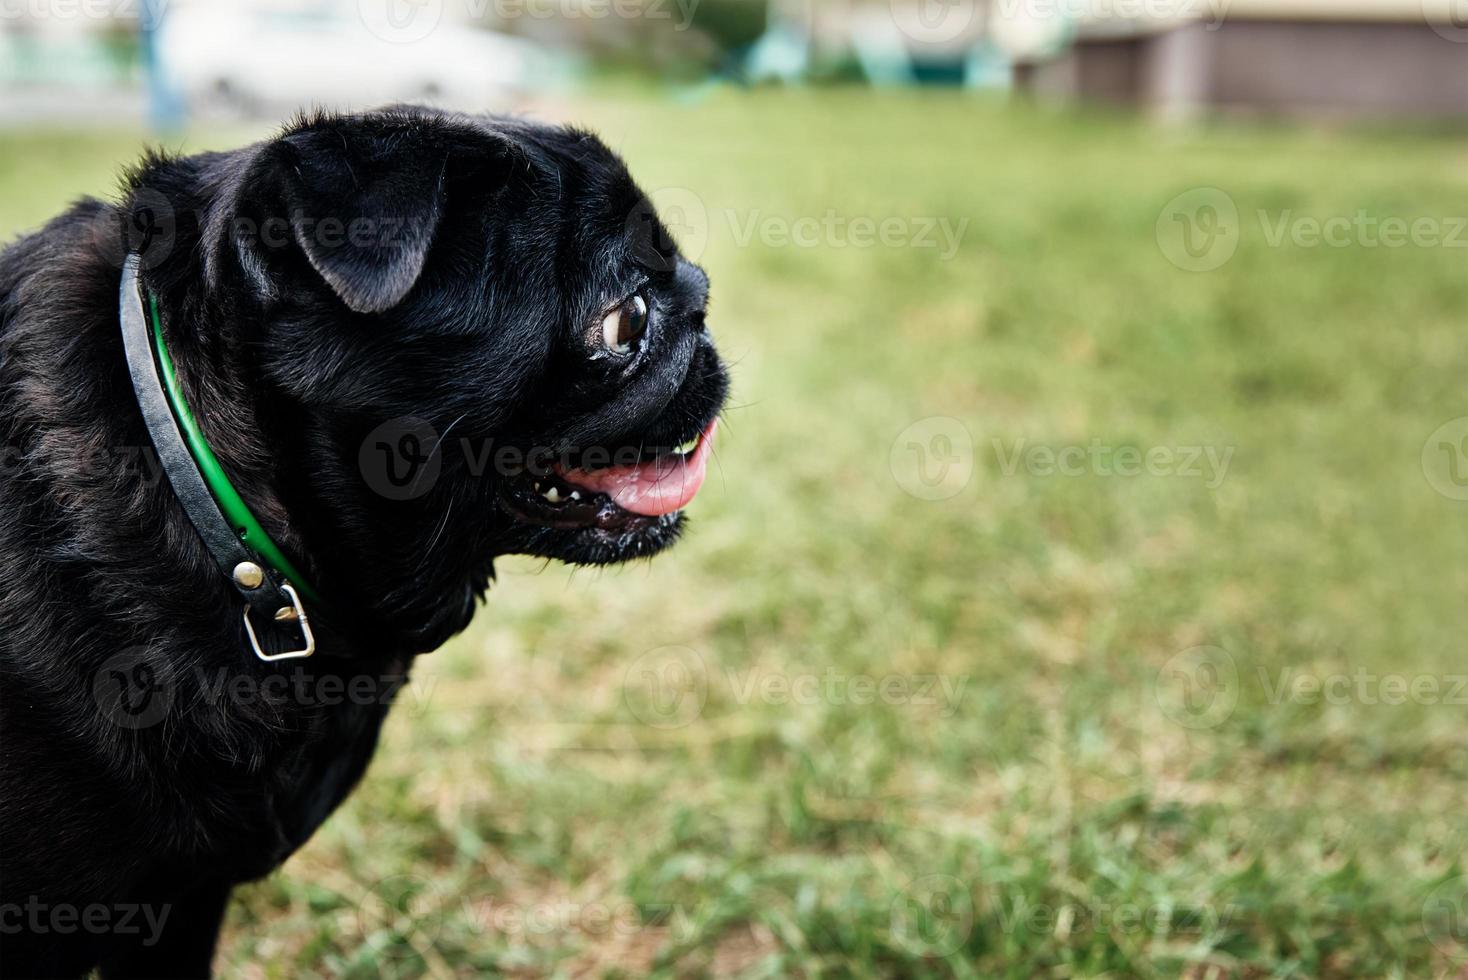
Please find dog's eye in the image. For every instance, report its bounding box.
[600,292,649,355]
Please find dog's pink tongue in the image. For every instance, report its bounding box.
[560,422,716,517]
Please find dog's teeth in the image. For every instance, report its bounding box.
[569,491,581,500]
[543,486,562,503]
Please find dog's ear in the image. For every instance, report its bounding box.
[272,126,448,314]
[212,116,510,314]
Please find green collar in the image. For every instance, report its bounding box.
[121,253,320,661]
[144,294,322,604]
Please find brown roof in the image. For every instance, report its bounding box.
[1068,0,1460,37]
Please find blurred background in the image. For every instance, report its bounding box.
[7,1,1468,977]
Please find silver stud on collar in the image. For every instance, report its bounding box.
[232,561,265,590]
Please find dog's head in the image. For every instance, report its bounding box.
[163,107,727,646]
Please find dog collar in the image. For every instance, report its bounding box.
[119,254,319,661]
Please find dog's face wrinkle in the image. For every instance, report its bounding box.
[539,327,700,450]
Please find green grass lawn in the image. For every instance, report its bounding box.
[6,90,1468,978]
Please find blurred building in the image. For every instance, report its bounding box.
[0,0,566,125]
[157,0,556,117]
[0,0,137,87]
[1013,0,1468,120]
[736,0,1011,87]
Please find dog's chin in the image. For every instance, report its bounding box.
[494,505,687,565]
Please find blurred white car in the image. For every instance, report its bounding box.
[158,2,557,115]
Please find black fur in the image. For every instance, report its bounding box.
[0,106,726,978]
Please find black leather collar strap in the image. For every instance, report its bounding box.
[119,255,316,661]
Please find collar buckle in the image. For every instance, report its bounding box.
[244,583,316,662]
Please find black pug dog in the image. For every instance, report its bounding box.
[0,106,726,978]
